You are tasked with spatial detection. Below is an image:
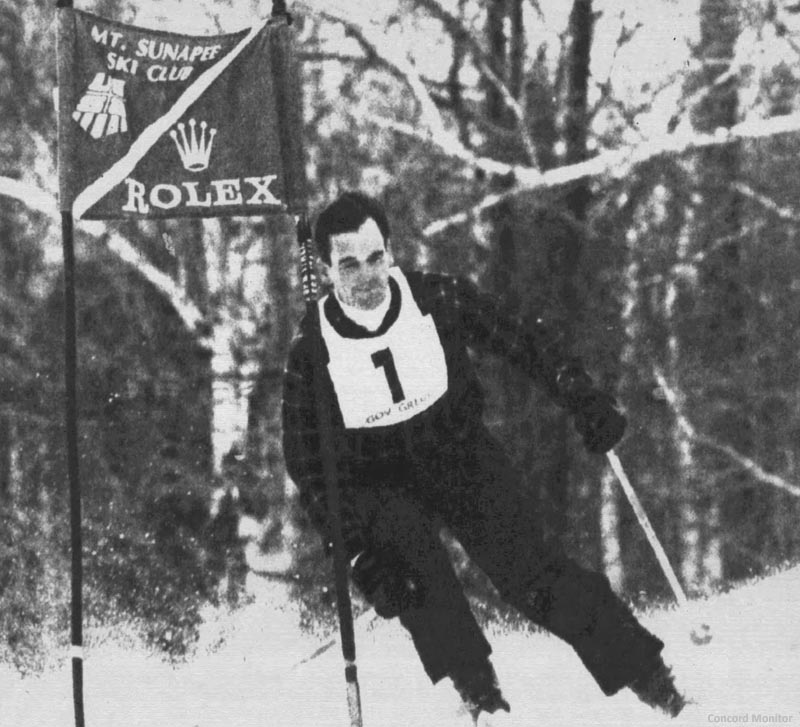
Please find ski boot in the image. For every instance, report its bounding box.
[629,659,687,717]
[451,660,511,726]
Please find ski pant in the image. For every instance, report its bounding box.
[345,428,664,696]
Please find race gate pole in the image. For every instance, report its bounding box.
[56,0,86,723]
[295,214,364,726]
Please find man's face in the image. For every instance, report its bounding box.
[325,218,392,310]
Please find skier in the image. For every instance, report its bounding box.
[282,191,687,723]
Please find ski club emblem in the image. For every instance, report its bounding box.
[72,72,128,139]
[169,118,216,172]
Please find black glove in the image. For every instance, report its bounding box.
[557,364,626,454]
[572,388,627,454]
[350,548,422,618]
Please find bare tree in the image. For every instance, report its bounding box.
[677,0,741,591]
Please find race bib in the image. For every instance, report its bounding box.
[319,270,449,429]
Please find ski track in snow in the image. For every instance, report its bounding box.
[2,568,799,727]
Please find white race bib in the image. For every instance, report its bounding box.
[319,269,449,429]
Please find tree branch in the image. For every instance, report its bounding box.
[0,176,205,336]
[653,368,800,498]
[298,50,367,65]
[299,50,464,98]
[419,110,800,236]
[369,115,515,176]
[306,4,457,145]
[304,4,800,235]
[303,2,540,167]
[733,181,800,222]
[527,0,546,22]
[106,232,206,334]
[448,0,471,147]
[0,176,56,217]
[423,189,521,239]
[670,64,740,134]
[640,231,747,289]
[411,0,540,166]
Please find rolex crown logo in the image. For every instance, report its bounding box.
[170,118,216,172]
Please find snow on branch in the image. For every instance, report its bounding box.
[0,177,57,217]
[677,67,738,126]
[369,115,515,176]
[305,5,450,139]
[300,3,539,169]
[106,233,206,333]
[410,0,539,166]
[423,188,520,238]
[422,110,800,237]
[734,182,800,222]
[302,3,800,237]
[527,0,546,22]
[653,368,800,498]
[0,176,205,335]
[639,231,747,289]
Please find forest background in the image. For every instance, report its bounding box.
[2,0,800,671]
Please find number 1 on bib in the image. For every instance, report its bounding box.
[371,348,405,403]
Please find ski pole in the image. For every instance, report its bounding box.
[292,609,380,670]
[296,214,364,726]
[606,449,712,645]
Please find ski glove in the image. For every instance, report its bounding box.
[350,548,423,618]
[572,389,627,453]
[558,364,627,454]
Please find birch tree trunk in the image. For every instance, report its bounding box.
[603,204,645,594]
[0,414,24,541]
[665,219,703,589]
[0,415,13,504]
[679,0,741,590]
[161,218,215,474]
[200,216,271,478]
[600,466,623,591]
[246,214,300,569]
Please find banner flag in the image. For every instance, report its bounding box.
[57,9,307,220]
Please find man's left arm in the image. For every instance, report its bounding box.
[422,272,627,454]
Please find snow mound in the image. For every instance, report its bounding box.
[2,568,799,727]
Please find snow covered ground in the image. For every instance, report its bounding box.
[2,566,799,727]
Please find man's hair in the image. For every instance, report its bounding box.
[314,191,391,265]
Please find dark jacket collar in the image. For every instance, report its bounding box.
[323,275,402,339]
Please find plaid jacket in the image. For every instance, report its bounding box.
[281,269,579,551]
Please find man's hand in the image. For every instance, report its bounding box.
[351,548,422,618]
[572,389,627,454]
[556,364,627,454]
